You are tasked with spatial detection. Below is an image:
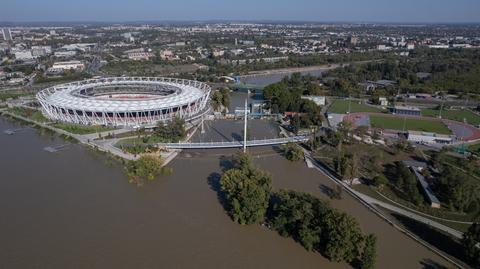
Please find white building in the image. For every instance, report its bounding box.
[301,95,326,106]
[379,97,388,106]
[14,50,34,61]
[31,46,52,58]
[407,131,453,145]
[160,50,175,60]
[2,28,12,41]
[48,61,85,73]
[127,52,154,61]
[54,50,77,58]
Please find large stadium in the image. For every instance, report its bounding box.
[36,77,211,127]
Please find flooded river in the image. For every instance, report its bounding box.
[0,117,450,269]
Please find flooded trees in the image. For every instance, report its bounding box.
[125,156,164,186]
[220,152,272,225]
[270,190,369,266]
[283,143,303,162]
[360,234,377,269]
[219,152,376,268]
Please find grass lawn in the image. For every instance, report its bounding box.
[53,123,116,135]
[469,143,480,152]
[328,99,385,114]
[370,115,452,134]
[115,136,164,154]
[422,108,480,126]
[8,107,49,123]
[0,92,33,101]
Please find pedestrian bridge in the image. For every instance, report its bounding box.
[157,136,308,149]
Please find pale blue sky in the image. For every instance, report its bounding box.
[2,0,480,23]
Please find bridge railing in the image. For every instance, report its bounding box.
[117,136,308,149]
[157,136,309,149]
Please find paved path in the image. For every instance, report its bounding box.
[304,151,464,239]
[156,136,308,149]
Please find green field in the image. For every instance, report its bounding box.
[370,115,452,134]
[8,107,49,123]
[469,143,480,153]
[328,99,385,114]
[53,123,116,135]
[421,108,480,126]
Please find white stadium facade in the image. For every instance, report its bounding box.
[37,77,211,127]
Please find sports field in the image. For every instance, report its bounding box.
[469,143,480,152]
[421,108,480,126]
[328,99,385,114]
[370,115,452,135]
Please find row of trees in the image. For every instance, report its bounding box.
[194,51,387,80]
[271,190,376,268]
[430,151,480,213]
[385,161,424,206]
[324,48,480,96]
[219,152,376,269]
[262,73,324,131]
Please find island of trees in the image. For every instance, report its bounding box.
[219,152,376,269]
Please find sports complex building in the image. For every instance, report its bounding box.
[37,77,211,127]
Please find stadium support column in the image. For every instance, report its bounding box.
[243,98,248,153]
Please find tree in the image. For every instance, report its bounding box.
[360,234,377,269]
[270,191,326,251]
[388,162,423,205]
[155,117,186,142]
[436,165,480,213]
[463,223,480,267]
[211,90,223,111]
[337,120,353,141]
[125,156,163,186]
[334,153,359,183]
[220,152,272,225]
[371,175,388,188]
[331,185,343,200]
[284,143,303,162]
[232,151,255,173]
[323,209,364,263]
[219,88,231,108]
[211,88,231,112]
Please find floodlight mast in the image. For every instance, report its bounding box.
[243,98,248,153]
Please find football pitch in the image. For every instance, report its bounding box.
[370,115,452,135]
[421,108,480,126]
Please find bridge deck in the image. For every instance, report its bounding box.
[157,136,308,149]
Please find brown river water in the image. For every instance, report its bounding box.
[0,117,450,269]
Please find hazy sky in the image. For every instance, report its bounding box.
[2,0,480,23]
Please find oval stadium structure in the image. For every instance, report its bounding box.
[36,77,211,127]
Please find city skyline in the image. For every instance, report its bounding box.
[2,0,480,24]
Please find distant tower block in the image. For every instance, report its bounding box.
[2,28,12,41]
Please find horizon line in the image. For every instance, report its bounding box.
[1,19,480,26]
